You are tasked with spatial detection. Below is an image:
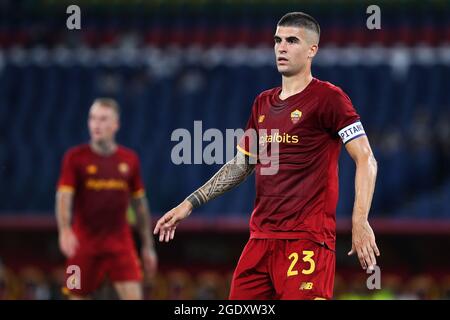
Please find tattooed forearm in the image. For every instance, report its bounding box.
[186,152,255,209]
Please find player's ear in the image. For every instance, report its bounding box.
[113,116,120,131]
[114,113,120,130]
[308,44,318,59]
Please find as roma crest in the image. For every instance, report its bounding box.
[86,164,97,174]
[118,162,129,174]
[290,109,302,124]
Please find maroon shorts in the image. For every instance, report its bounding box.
[64,248,142,297]
[229,239,335,300]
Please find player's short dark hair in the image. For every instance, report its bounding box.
[277,12,320,44]
[92,97,120,118]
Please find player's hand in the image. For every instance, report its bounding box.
[58,227,79,258]
[141,246,158,278]
[153,200,193,242]
[348,219,380,271]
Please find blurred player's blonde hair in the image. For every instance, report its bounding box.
[92,97,120,118]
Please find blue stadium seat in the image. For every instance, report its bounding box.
[0,61,449,218]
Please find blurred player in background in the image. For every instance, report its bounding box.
[56,98,157,299]
[155,12,379,300]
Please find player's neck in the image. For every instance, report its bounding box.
[280,71,313,101]
[90,141,117,156]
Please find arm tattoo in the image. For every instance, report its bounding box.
[186,152,255,209]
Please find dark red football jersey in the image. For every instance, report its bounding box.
[57,144,145,254]
[238,78,365,250]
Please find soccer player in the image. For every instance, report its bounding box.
[154,12,379,300]
[56,98,157,299]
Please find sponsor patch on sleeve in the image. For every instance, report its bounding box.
[338,121,366,144]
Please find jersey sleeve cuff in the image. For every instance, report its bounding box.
[132,189,146,198]
[58,185,74,193]
[237,145,257,158]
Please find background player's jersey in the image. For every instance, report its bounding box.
[57,144,145,254]
[238,78,364,250]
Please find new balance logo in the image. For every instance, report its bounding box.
[300,282,313,290]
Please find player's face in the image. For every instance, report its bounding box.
[274,26,317,76]
[88,104,119,143]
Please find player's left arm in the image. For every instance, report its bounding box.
[345,135,380,271]
[131,195,158,277]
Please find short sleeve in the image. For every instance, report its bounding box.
[57,150,77,193]
[321,87,366,144]
[130,154,146,198]
[237,97,259,158]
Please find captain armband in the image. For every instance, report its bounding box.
[338,121,366,144]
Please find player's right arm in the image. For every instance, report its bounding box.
[56,149,79,258]
[56,189,78,258]
[153,150,255,242]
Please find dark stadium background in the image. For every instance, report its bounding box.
[0,0,449,299]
